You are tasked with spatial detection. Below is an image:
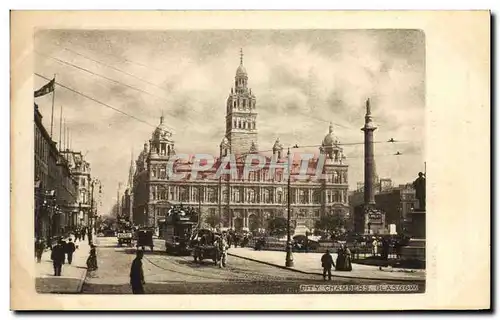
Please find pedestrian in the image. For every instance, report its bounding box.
[82,228,86,241]
[35,238,45,263]
[227,232,233,248]
[50,239,65,276]
[382,237,390,260]
[336,244,353,271]
[216,235,228,268]
[372,238,378,257]
[65,238,76,264]
[321,249,335,281]
[59,238,67,264]
[394,239,402,259]
[130,249,145,294]
[86,244,98,271]
[75,229,81,242]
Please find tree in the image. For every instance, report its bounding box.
[267,217,291,238]
[204,212,221,229]
[314,213,348,239]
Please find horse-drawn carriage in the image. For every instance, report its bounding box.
[136,227,154,251]
[190,229,227,265]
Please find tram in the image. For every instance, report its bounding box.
[161,205,199,255]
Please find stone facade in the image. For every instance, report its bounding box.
[34,104,78,239]
[131,52,350,232]
[350,182,418,234]
[61,150,93,228]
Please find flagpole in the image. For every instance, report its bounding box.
[62,119,65,151]
[58,105,63,152]
[50,74,56,138]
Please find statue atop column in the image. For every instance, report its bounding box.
[413,172,426,211]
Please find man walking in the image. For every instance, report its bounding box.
[321,249,335,281]
[65,238,76,264]
[81,228,86,241]
[130,249,145,294]
[50,239,65,276]
[35,239,45,263]
[216,235,228,268]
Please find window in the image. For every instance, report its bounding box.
[180,187,189,202]
[312,190,320,203]
[152,186,157,200]
[276,172,282,182]
[299,190,307,204]
[233,101,236,108]
[209,188,217,203]
[277,192,283,204]
[314,210,320,217]
[243,99,246,107]
[233,189,241,203]
[159,166,166,179]
[333,171,340,183]
[327,191,332,203]
[263,189,271,203]
[247,189,255,203]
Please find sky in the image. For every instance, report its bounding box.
[34,29,425,216]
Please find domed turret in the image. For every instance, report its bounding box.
[153,115,173,141]
[236,64,247,77]
[322,122,339,146]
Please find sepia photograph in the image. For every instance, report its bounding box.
[10,10,490,310]
[32,28,426,295]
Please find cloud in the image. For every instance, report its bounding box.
[34,29,425,215]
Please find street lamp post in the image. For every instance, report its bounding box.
[88,178,101,245]
[285,148,294,267]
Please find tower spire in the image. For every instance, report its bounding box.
[127,148,135,189]
[160,110,164,124]
[240,48,243,65]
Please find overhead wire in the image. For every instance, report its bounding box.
[35,72,157,129]
[50,47,362,133]
[62,47,174,95]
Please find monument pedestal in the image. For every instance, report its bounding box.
[401,210,426,263]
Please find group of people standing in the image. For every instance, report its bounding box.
[321,244,353,281]
[47,238,77,276]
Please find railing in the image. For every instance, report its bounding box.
[243,238,402,259]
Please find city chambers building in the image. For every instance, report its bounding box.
[131,54,350,233]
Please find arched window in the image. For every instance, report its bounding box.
[233,101,236,108]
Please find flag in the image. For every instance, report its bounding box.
[34,78,55,98]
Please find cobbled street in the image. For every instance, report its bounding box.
[81,237,424,294]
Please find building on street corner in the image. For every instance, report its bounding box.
[35,103,97,241]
